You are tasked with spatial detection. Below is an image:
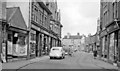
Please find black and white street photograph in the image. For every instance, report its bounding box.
[0,0,120,71]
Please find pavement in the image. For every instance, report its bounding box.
[1,51,119,71]
[2,56,49,69]
[87,52,118,69]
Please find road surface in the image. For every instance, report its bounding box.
[15,51,118,71]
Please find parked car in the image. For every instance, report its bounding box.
[49,47,65,59]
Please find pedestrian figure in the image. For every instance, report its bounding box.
[93,50,97,59]
[68,48,72,57]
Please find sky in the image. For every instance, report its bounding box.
[57,0,100,37]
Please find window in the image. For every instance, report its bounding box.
[115,3,117,19]
[40,13,42,23]
[34,5,38,12]
[36,16,37,22]
[39,13,41,23]
[8,33,12,41]
[113,3,115,18]
[42,14,44,24]
[44,16,47,22]
[17,35,26,45]
[46,3,49,6]
[45,17,47,21]
[32,13,35,21]
[31,33,36,41]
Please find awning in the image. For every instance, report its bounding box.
[7,7,27,32]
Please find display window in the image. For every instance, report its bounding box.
[109,33,115,61]
[30,30,36,55]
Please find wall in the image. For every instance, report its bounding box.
[0,0,6,20]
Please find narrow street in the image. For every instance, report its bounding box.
[12,51,117,71]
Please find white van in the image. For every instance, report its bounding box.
[49,47,65,59]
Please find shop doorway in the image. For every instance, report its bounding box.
[39,34,42,56]
[43,36,46,55]
[35,32,39,57]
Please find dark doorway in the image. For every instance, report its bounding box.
[43,36,46,55]
[36,32,39,57]
[39,34,42,56]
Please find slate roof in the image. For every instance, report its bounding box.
[7,7,27,31]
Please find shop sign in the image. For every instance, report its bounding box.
[9,28,27,34]
[1,43,6,62]
[41,29,49,36]
[100,30,107,37]
[107,24,119,34]
[31,24,40,31]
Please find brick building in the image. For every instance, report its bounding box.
[96,18,101,56]
[62,33,82,51]
[100,0,120,64]
[1,0,62,62]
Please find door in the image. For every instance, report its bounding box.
[36,32,39,57]
[39,34,42,56]
[0,24,2,62]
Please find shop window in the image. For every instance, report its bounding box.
[42,14,44,24]
[31,33,36,41]
[17,35,26,46]
[30,42,35,54]
[36,16,37,22]
[34,5,38,12]
[45,17,47,21]
[8,34,12,42]
[13,33,18,44]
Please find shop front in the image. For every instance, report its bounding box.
[7,28,28,61]
[40,29,51,56]
[6,7,28,62]
[29,29,36,58]
[106,22,119,63]
[29,23,42,58]
[100,29,107,58]
[118,30,120,62]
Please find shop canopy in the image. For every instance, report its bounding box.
[7,7,27,32]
